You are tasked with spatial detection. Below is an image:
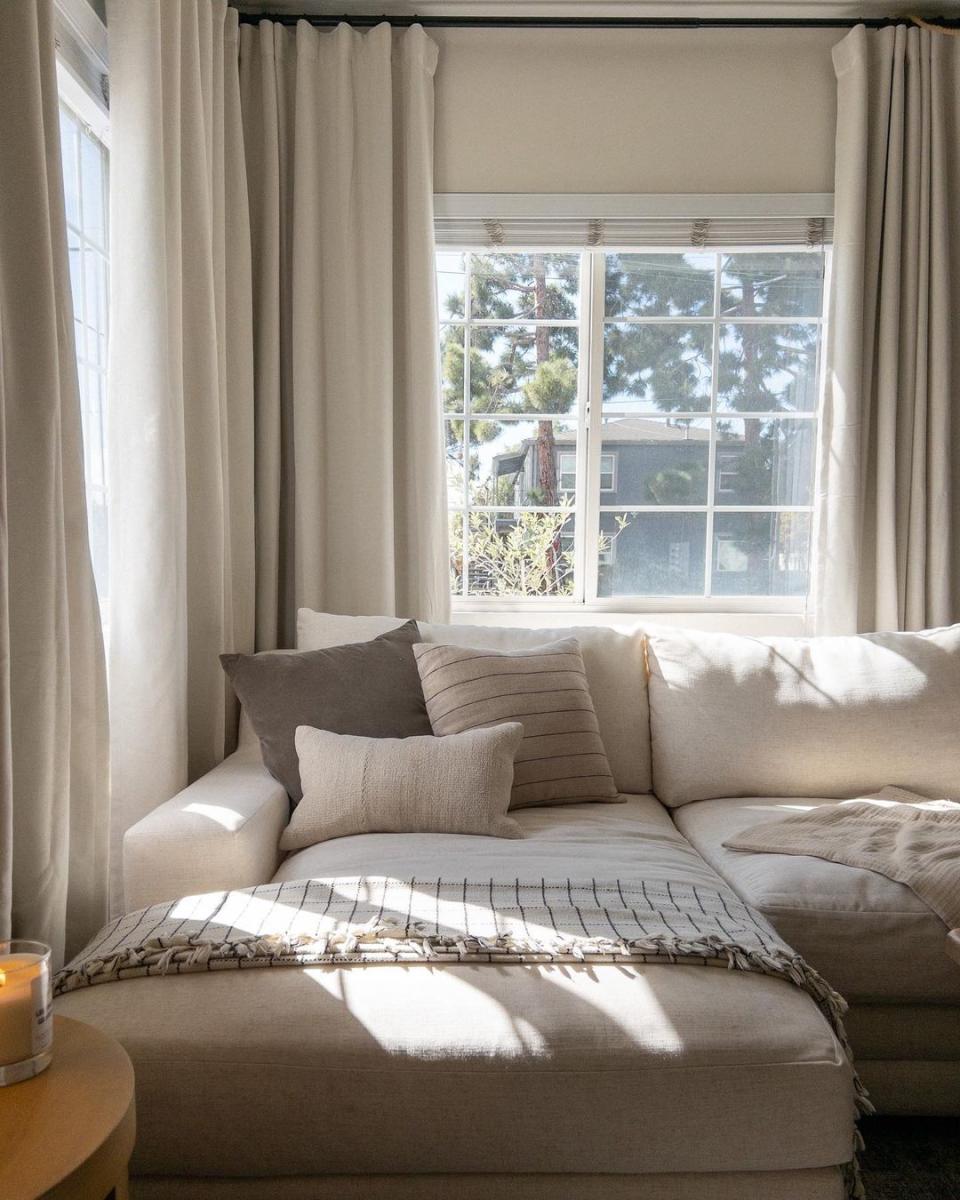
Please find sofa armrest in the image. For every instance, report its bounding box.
[123,749,289,910]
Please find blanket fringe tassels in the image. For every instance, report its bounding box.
[56,922,871,1198]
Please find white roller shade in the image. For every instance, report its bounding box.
[434,193,833,248]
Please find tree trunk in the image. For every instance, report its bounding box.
[531,255,561,591]
[532,255,558,506]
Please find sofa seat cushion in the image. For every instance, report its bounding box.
[274,793,722,888]
[674,797,960,1005]
[56,795,854,1179]
[56,958,853,1179]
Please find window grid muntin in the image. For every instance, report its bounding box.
[441,247,825,606]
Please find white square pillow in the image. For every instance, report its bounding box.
[280,723,524,850]
[645,623,960,807]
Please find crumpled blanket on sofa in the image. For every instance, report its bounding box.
[724,786,960,935]
[55,871,871,1196]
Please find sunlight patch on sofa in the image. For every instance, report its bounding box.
[183,801,248,831]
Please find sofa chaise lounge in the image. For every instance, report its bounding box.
[55,613,960,1200]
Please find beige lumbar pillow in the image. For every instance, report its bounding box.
[280,724,524,850]
[413,638,619,810]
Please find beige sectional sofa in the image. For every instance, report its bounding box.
[55,614,960,1198]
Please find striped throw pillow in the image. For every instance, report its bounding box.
[413,638,620,809]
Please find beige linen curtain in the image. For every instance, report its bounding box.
[238,19,448,650]
[813,24,960,633]
[0,0,109,962]
[106,0,256,874]
[107,6,448,874]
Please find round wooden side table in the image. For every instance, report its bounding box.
[0,1015,135,1200]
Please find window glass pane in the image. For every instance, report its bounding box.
[717,323,818,412]
[471,253,579,320]
[605,253,715,317]
[467,511,575,597]
[444,420,466,500]
[470,325,578,416]
[600,417,709,505]
[711,512,811,596]
[67,230,82,320]
[436,251,465,319]
[83,246,101,349]
[470,418,577,506]
[720,253,823,318]
[597,511,706,597]
[714,418,815,506]
[604,323,712,414]
[60,109,79,227]
[440,325,464,413]
[80,132,105,248]
[449,511,464,596]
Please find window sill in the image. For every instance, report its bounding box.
[449,599,810,636]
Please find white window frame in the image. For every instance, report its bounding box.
[56,0,110,617]
[716,450,739,496]
[557,451,577,493]
[442,243,830,617]
[598,451,616,493]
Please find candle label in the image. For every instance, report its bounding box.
[31,969,52,1056]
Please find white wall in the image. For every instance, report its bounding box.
[433,28,839,195]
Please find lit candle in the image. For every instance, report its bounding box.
[0,942,52,1081]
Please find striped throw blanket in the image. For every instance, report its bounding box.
[56,874,871,1197]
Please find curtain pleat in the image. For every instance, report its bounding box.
[107,8,448,894]
[238,20,449,650]
[813,25,960,633]
[106,0,256,901]
[0,0,109,962]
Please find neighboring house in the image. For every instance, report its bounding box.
[489,418,713,593]
[486,416,807,595]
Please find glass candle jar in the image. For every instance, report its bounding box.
[0,941,53,1085]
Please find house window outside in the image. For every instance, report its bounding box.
[438,249,825,608]
[59,98,109,617]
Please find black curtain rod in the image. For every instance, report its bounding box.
[233,12,960,30]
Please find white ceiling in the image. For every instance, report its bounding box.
[231,0,960,18]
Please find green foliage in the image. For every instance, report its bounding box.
[467,507,575,597]
[464,504,623,598]
[522,355,577,415]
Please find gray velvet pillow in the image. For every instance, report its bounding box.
[220,620,432,803]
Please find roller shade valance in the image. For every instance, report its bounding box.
[433,194,834,249]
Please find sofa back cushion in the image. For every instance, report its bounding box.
[645,624,960,807]
[296,610,652,794]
